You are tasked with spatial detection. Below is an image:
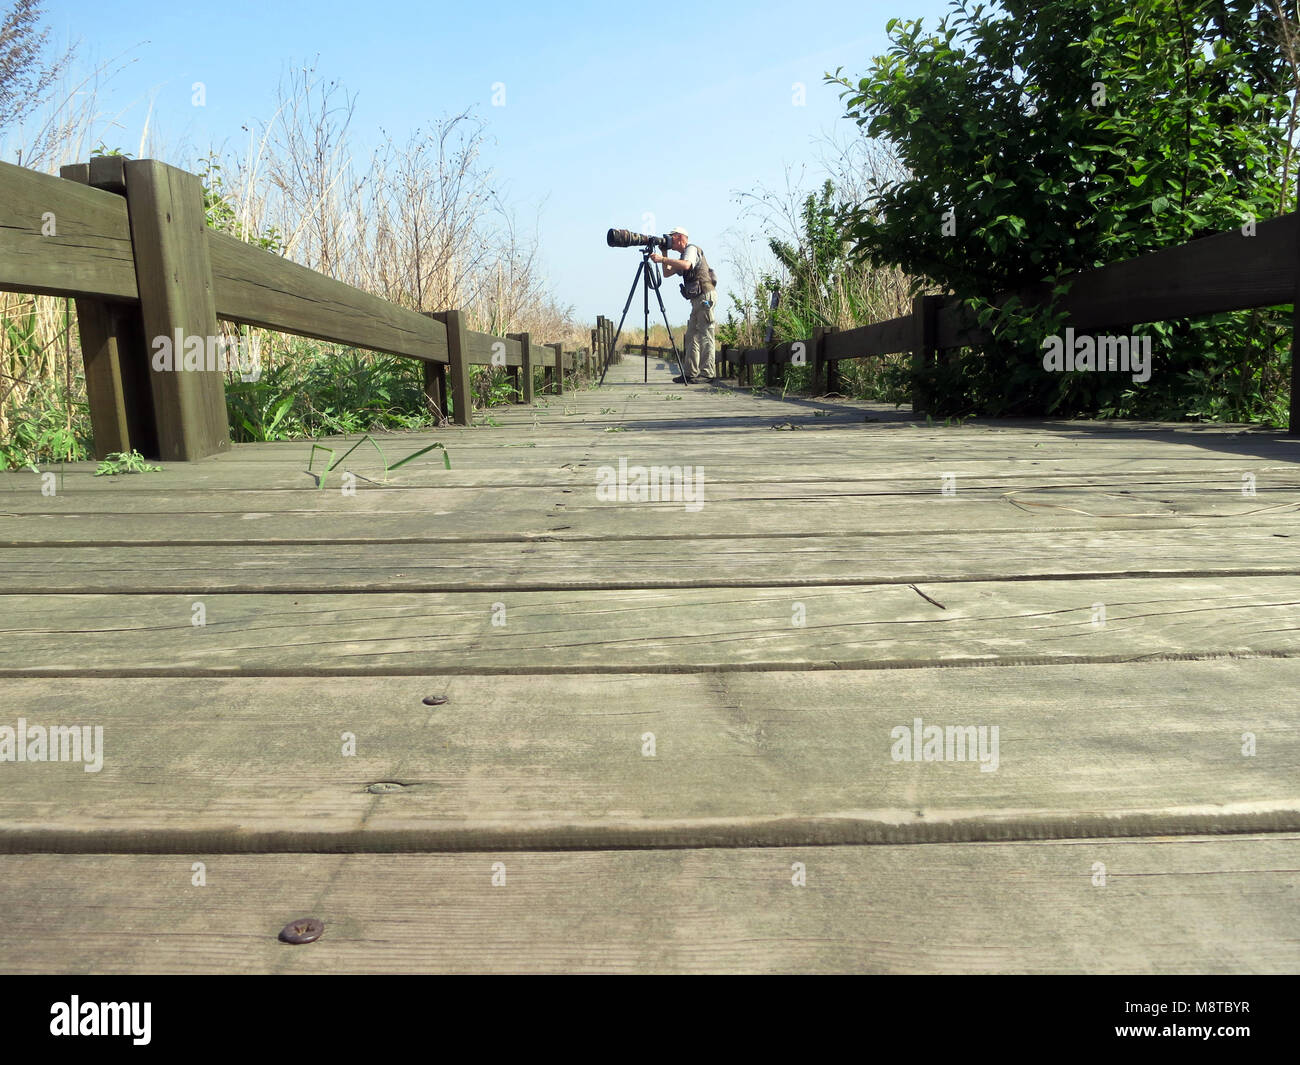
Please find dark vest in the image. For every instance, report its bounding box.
[681,244,717,299]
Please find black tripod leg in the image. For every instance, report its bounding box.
[643,264,650,384]
[650,275,687,386]
[600,260,646,388]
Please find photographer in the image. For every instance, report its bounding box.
[650,226,717,385]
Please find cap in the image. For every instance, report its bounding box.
[669,226,689,239]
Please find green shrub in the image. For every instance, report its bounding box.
[829,0,1294,422]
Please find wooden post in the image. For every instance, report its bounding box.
[426,309,471,426]
[123,159,230,461]
[522,332,535,402]
[765,345,777,389]
[509,331,534,404]
[421,360,447,422]
[1292,216,1300,431]
[552,342,564,395]
[911,294,941,417]
[60,158,156,458]
[811,327,827,395]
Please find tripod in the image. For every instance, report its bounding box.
[600,245,686,388]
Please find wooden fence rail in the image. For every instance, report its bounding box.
[719,211,1300,432]
[0,157,598,460]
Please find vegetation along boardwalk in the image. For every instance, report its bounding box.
[1,353,1298,973]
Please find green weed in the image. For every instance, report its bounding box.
[94,450,161,476]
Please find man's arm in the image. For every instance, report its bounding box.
[651,246,698,276]
[650,253,688,276]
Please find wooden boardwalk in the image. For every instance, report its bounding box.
[1,355,1299,973]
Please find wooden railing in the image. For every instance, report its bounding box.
[720,212,1300,432]
[0,157,615,460]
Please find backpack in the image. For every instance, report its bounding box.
[679,244,717,300]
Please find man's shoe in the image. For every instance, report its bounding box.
[672,375,696,384]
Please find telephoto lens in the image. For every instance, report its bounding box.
[606,228,669,250]
[607,228,650,248]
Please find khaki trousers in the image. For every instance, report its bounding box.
[683,289,717,379]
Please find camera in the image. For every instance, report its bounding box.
[607,228,671,252]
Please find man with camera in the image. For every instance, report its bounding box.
[650,226,718,385]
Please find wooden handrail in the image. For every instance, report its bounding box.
[719,211,1300,429]
[0,158,593,457]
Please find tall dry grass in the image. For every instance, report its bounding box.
[212,63,583,364]
[720,141,918,399]
[1,37,588,465]
[0,0,145,464]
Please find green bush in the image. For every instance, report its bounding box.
[830,0,1294,422]
[225,342,439,443]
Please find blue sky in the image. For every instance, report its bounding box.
[44,0,955,326]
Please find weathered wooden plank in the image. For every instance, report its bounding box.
[1064,212,1297,329]
[5,524,1300,591]
[931,216,1299,349]
[0,663,1295,852]
[72,425,1291,459]
[2,448,1298,515]
[5,463,1296,538]
[465,331,522,366]
[0,837,1295,972]
[208,230,449,364]
[2,576,1299,674]
[4,489,1297,545]
[0,160,138,301]
[829,313,915,360]
[3,449,1295,494]
[7,409,1297,464]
